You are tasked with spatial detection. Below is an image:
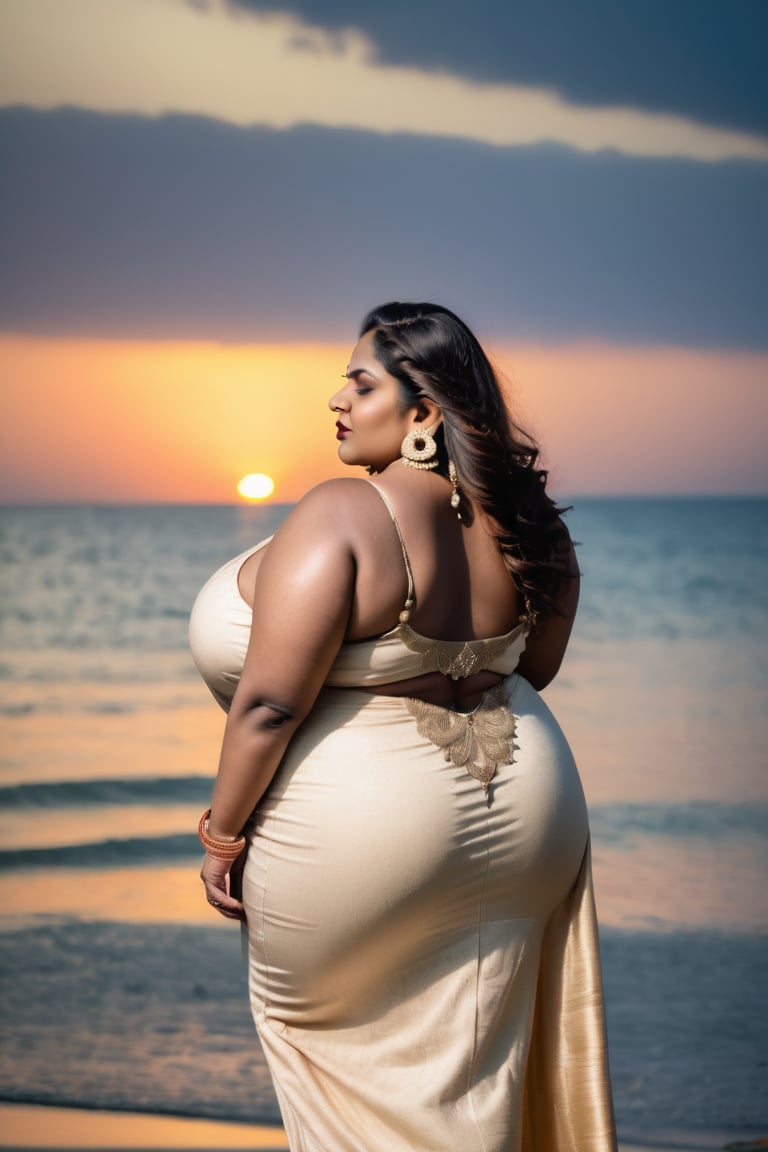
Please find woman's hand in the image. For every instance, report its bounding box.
[200,851,246,922]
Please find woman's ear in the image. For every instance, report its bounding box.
[413,397,443,429]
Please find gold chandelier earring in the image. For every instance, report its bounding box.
[448,459,463,520]
[400,426,438,470]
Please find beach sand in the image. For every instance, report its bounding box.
[0,1103,287,1149]
[1,1103,764,1151]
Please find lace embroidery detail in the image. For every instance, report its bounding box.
[397,622,526,681]
[402,684,516,804]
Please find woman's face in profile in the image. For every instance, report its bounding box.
[329,330,417,472]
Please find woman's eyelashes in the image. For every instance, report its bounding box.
[341,371,374,396]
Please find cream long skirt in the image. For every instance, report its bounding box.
[241,673,617,1152]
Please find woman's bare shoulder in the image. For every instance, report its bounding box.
[294,476,380,509]
[275,477,384,538]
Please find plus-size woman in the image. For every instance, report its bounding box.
[189,302,617,1151]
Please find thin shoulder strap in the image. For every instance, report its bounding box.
[365,482,415,622]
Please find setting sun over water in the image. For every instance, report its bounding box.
[237,473,275,501]
[1,337,767,503]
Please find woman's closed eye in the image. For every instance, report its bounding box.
[343,369,376,395]
[344,377,373,396]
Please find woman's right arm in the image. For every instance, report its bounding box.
[207,482,359,833]
[200,482,360,914]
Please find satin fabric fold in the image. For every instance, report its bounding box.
[522,839,618,1151]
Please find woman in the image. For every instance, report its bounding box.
[189,302,617,1151]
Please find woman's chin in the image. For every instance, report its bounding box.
[338,445,367,469]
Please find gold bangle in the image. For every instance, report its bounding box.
[198,808,246,860]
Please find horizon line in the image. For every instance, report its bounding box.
[2,491,767,509]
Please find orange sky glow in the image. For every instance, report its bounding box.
[1,334,766,502]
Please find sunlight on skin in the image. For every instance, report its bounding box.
[2,0,767,161]
[1,336,767,502]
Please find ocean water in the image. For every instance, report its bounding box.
[0,498,766,1142]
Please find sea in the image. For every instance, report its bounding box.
[0,497,766,1147]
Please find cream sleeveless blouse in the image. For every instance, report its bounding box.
[189,486,528,709]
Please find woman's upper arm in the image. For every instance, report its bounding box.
[231,482,357,723]
[515,536,580,692]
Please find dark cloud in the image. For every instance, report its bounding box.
[1,108,766,347]
[229,0,768,136]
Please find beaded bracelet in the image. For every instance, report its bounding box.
[198,809,246,860]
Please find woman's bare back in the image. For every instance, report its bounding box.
[235,474,566,709]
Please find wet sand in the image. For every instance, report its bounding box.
[0,1103,287,1149]
[1,1103,764,1151]
[0,1101,286,1147]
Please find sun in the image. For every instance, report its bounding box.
[237,473,275,501]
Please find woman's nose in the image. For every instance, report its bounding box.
[328,386,349,412]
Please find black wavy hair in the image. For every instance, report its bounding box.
[360,301,573,621]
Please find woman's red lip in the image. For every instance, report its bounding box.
[336,421,350,438]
